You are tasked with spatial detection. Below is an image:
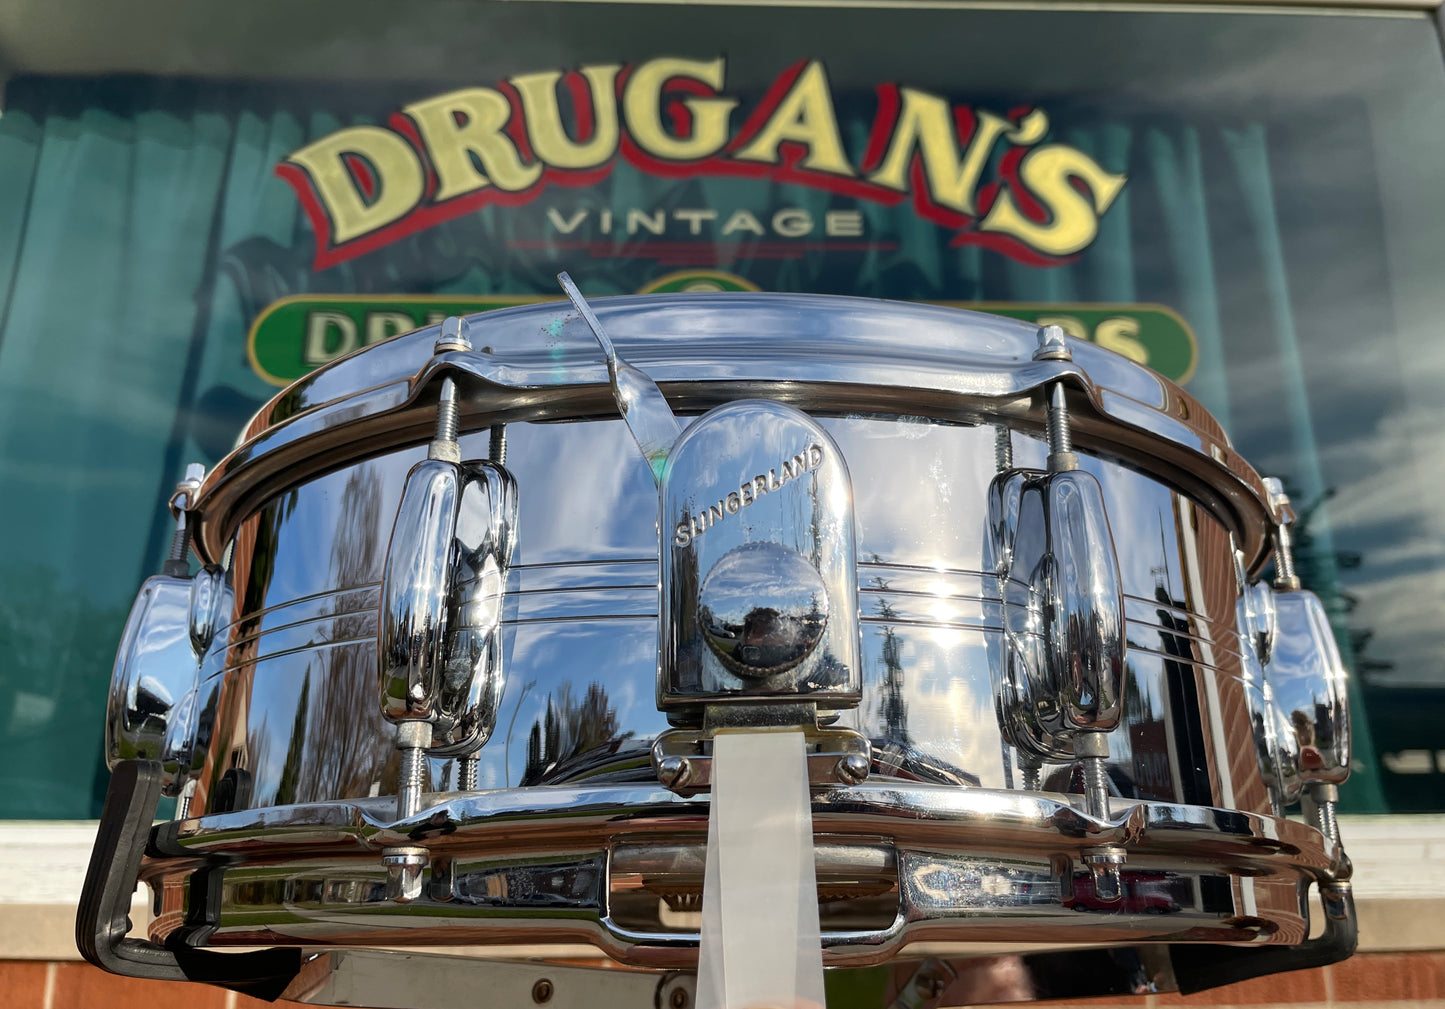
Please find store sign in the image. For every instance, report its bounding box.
[277,58,1127,270]
[951,303,1198,385]
[248,287,1193,387]
[247,295,549,386]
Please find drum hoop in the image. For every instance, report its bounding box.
[193,296,1275,569]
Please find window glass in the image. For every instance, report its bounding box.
[1,2,1442,815]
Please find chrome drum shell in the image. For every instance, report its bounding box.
[189,417,1269,817]
[145,296,1337,970]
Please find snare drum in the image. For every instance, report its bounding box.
[86,294,1355,1007]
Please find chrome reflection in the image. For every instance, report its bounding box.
[195,417,1241,811]
[1267,590,1351,788]
[698,542,829,678]
[107,575,195,783]
[661,400,859,710]
[147,783,1332,961]
[986,469,1126,762]
[106,465,215,798]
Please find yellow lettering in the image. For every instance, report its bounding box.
[304,311,359,364]
[868,91,1015,215]
[402,87,541,200]
[284,127,425,244]
[978,145,1126,257]
[365,312,415,346]
[627,209,666,235]
[721,209,765,236]
[623,57,737,161]
[771,208,812,237]
[510,64,622,170]
[1094,316,1149,365]
[733,61,853,176]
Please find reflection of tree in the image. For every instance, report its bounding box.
[295,466,397,802]
[869,568,910,748]
[273,672,309,805]
[238,490,300,617]
[521,683,627,785]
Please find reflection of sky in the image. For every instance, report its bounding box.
[1224,323,1445,688]
[471,420,658,565]
[217,401,1241,797]
[1008,433,1191,612]
[1192,88,1445,691]
[826,416,993,568]
[483,620,660,789]
[241,653,314,801]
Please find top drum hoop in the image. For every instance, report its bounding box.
[191,295,1277,573]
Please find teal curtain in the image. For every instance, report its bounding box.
[0,85,335,816]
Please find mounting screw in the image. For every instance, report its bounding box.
[657,755,693,790]
[836,752,870,785]
[532,979,554,1004]
[1083,846,1126,904]
[435,316,473,354]
[381,845,429,903]
[1262,477,1301,591]
[1033,324,1072,362]
[657,973,694,1009]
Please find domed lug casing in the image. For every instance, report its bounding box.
[106,575,203,797]
[187,566,230,657]
[1231,550,1295,811]
[660,400,859,711]
[429,461,519,756]
[1243,580,1278,667]
[987,468,1126,761]
[1266,589,1351,788]
[379,457,461,728]
[1039,471,1126,735]
[986,469,1058,763]
[378,457,517,750]
[1239,630,1290,813]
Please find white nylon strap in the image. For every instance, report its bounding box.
[696,729,826,1009]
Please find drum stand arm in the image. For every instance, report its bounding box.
[1169,881,1357,993]
[76,759,303,1000]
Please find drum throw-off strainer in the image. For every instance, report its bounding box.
[560,272,857,1009]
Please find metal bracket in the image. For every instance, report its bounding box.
[652,716,871,794]
[1170,882,1357,993]
[76,760,302,999]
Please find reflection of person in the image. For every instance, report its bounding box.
[743,606,788,648]
[888,955,1034,1006]
[1292,710,1325,771]
[1290,709,1316,747]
